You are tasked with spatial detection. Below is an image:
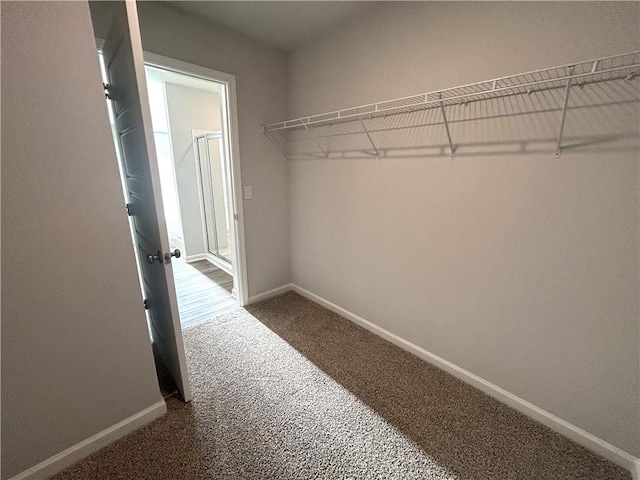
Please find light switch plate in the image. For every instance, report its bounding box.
[244,186,253,200]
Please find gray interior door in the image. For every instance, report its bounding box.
[102,0,192,402]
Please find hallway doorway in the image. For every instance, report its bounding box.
[145,63,242,328]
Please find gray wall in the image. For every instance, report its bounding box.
[288,2,640,456]
[164,82,221,259]
[1,2,164,478]
[91,1,291,297]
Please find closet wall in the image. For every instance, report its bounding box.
[287,2,640,456]
[1,2,164,477]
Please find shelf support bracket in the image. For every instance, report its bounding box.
[263,128,289,160]
[302,121,329,158]
[554,66,575,158]
[438,93,456,160]
[358,117,381,159]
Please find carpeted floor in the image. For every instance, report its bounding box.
[54,292,630,479]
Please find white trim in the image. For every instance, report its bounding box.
[191,129,216,262]
[185,253,206,263]
[184,251,233,276]
[205,252,233,276]
[142,51,249,308]
[290,284,639,475]
[249,284,293,304]
[9,400,166,480]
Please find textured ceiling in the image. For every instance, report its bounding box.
[166,1,376,51]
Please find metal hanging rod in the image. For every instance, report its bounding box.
[263,51,639,137]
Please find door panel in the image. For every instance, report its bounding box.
[102,0,191,401]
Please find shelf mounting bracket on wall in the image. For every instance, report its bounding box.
[554,65,575,158]
[357,115,381,159]
[438,93,456,160]
[302,120,329,158]
[262,126,289,159]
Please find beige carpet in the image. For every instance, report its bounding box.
[54,292,630,479]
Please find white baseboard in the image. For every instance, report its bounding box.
[185,253,206,263]
[291,284,639,475]
[10,400,167,480]
[187,252,233,276]
[205,252,233,276]
[248,283,292,304]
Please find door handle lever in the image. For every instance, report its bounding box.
[164,249,181,263]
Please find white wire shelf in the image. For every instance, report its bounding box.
[263,51,640,159]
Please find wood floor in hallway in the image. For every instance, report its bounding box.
[172,257,239,329]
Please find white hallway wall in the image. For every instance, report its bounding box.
[288,1,640,458]
[1,2,164,478]
[91,1,291,297]
[164,81,221,259]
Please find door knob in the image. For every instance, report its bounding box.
[164,249,181,263]
[146,251,162,264]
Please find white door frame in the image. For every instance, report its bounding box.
[142,52,249,307]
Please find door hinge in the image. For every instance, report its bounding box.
[103,82,111,100]
[233,213,238,221]
[143,299,150,310]
[126,203,135,216]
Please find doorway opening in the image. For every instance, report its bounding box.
[145,64,241,330]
